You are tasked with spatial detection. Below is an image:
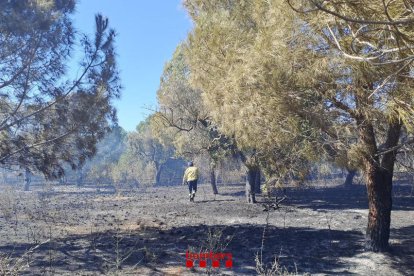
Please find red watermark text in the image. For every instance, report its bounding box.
[186,251,233,268]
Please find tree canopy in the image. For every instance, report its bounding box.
[184,0,319,183]
[182,0,414,251]
[111,117,177,187]
[0,0,121,178]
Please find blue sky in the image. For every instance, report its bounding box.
[73,0,192,132]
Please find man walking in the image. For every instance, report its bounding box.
[183,161,199,202]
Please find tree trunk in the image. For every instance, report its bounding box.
[77,169,84,187]
[59,175,67,185]
[237,150,259,203]
[154,164,163,186]
[358,118,401,252]
[246,167,258,203]
[254,168,261,194]
[364,162,393,252]
[344,169,356,186]
[210,167,219,194]
[24,168,31,191]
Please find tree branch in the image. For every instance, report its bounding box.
[309,0,414,25]
[376,137,414,157]
[0,128,77,163]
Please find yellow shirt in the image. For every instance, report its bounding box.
[183,166,199,183]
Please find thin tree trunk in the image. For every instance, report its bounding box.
[246,166,258,203]
[254,168,261,194]
[210,166,219,194]
[24,168,31,191]
[59,176,65,185]
[154,163,163,186]
[237,151,259,203]
[344,169,356,186]
[77,169,83,187]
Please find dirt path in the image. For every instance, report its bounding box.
[0,182,413,275]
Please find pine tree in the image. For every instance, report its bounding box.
[0,0,121,179]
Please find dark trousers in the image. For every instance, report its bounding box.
[188,180,198,193]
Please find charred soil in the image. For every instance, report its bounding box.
[0,181,413,275]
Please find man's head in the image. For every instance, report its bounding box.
[188,161,193,167]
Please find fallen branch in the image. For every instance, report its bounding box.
[262,196,287,211]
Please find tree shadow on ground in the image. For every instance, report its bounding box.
[195,199,236,203]
[220,190,246,197]
[276,184,414,211]
[34,184,118,197]
[2,182,412,275]
[1,224,369,275]
[389,224,414,275]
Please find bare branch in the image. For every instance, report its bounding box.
[308,0,414,25]
[154,108,194,132]
[376,137,414,157]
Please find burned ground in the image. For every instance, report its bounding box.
[0,181,413,275]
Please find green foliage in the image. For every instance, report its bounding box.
[184,0,318,181]
[82,126,126,183]
[0,0,121,178]
[183,0,414,249]
[154,44,237,167]
[110,149,145,186]
[184,0,414,175]
[111,116,176,186]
